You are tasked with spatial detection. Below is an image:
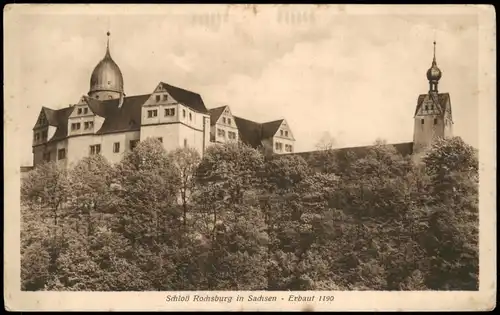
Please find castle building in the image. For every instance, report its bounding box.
[30,33,295,169]
[29,36,452,172]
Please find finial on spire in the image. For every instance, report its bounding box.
[433,40,437,63]
[105,31,111,57]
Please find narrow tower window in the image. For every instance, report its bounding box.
[421,119,424,125]
[434,118,438,125]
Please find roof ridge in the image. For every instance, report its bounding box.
[209,105,227,111]
[161,82,200,96]
[234,115,263,126]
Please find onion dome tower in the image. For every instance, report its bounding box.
[88,32,125,101]
[426,41,442,93]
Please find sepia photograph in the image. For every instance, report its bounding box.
[4,4,496,311]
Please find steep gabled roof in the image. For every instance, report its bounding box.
[209,106,226,126]
[414,92,450,117]
[233,116,264,148]
[95,94,151,134]
[50,107,76,142]
[42,107,59,126]
[160,82,209,114]
[261,119,284,139]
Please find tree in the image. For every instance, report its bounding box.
[112,138,183,290]
[67,155,114,244]
[192,142,269,290]
[419,137,479,290]
[21,161,70,279]
[169,147,201,228]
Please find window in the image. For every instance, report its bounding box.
[184,139,188,148]
[157,137,163,143]
[275,142,283,151]
[165,108,175,116]
[84,121,94,129]
[130,140,139,150]
[77,108,82,115]
[183,109,186,118]
[280,130,284,136]
[84,108,89,114]
[113,142,120,153]
[156,95,161,102]
[434,118,438,125]
[34,133,40,141]
[285,131,289,137]
[58,148,66,160]
[228,118,231,125]
[42,130,48,139]
[285,144,293,153]
[431,105,434,110]
[95,95,99,99]
[90,144,101,155]
[43,152,51,162]
[425,105,428,111]
[228,131,236,140]
[189,113,192,121]
[163,94,168,101]
[421,119,424,125]
[71,123,81,130]
[223,117,226,124]
[147,109,158,118]
[217,128,226,138]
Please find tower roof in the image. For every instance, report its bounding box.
[426,41,442,82]
[89,31,124,96]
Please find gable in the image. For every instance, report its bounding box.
[209,106,226,126]
[33,109,48,129]
[276,120,295,140]
[414,93,450,118]
[149,83,178,105]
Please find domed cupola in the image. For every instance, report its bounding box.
[426,41,442,93]
[88,32,125,100]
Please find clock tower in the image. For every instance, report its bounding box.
[413,41,453,154]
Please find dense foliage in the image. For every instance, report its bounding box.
[21,137,479,291]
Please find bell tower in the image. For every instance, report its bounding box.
[413,41,453,154]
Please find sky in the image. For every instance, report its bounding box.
[5,5,482,166]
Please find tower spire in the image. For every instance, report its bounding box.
[105,31,111,58]
[433,40,437,65]
[426,40,442,93]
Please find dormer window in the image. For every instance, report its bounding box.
[42,130,48,139]
[189,113,192,121]
[77,108,82,115]
[163,94,168,101]
[280,130,284,136]
[228,118,231,125]
[156,95,161,102]
[83,108,88,114]
[223,117,226,124]
[285,131,289,137]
